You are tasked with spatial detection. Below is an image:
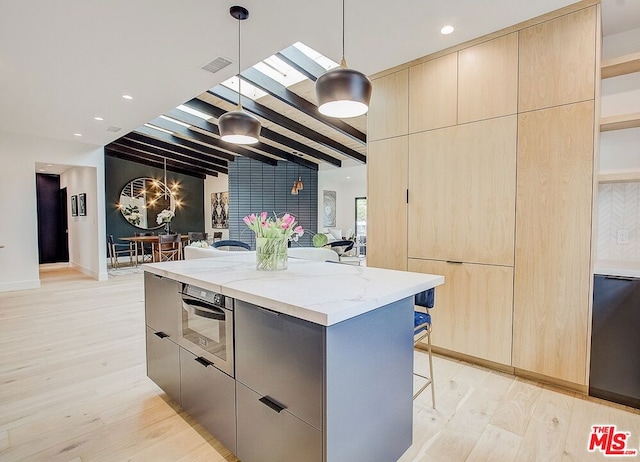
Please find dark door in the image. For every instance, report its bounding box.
[36,173,70,263]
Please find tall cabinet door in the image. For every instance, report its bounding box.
[409,259,514,366]
[367,137,408,270]
[513,101,595,385]
[408,116,517,266]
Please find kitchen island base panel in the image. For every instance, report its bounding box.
[325,297,414,462]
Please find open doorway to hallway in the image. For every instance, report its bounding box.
[35,173,69,264]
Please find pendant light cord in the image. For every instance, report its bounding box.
[237,14,243,110]
[341,0,347,67]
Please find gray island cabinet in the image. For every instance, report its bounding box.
[143,254,443,462]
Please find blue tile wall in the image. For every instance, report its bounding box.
[229,158,318,249]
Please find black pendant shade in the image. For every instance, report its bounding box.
[316,66,372,118]
[219,109,261,145]
[219,5,261,145]
[314,0,372,119]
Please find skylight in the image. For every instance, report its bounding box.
[221,76,268,101]
[293,42,339,71]
[177,105,212,120]
[254,55,307,87]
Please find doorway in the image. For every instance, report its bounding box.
[36,173,69,264]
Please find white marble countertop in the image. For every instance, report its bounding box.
[594,260,640,278]
[143,254,444,326]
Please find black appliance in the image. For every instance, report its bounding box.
[589,274,640,409]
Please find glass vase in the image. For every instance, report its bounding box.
[163,222,172,234]
[256,237,288,271]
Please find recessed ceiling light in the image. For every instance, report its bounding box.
[346,176,351,180]
[74,133,82,137]
[38,168,46,172]
[122,94,133,100]
[441,25,454,35]
[94,116,104,121]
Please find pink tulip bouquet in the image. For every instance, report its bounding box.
[243,212,304,241]
[243,212,304,270]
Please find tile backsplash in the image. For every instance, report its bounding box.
[597,182,640,261]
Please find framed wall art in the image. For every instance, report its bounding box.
[78,193,87,216]
[211,191,229,229]
[323,190,336,227]
[71,195,78,217]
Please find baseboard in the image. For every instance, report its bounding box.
[70,261,99,280]
[419,343,588,395]
[0,279,41,292]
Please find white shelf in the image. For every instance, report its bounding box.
[598,172,640,183]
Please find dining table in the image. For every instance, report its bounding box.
[120,234,189,263]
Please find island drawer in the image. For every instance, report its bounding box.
[234,300,323,429]
[144,272,181,339]
[236,381,322,462]
[180,348,236,454]
[145,326,181,404]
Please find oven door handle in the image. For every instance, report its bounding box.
[182,297,226,320]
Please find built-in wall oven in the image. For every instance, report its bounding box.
[180,284,234,377]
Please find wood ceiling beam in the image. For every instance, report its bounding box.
[123,132,228,168]
[276,46,327,82]
[105,148,208,179]
[114,138,228,175]
[108,143,221,177]
[147,117,278,166]
[240,67,366,144]
[209,86,366,163]
[134,125,236,162]
[184,98,341,167]
[165,109,319,171]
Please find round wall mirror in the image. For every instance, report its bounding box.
[119,177,175,229]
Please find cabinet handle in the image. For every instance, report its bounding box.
[256,306,280,316]
[154,331,170,339]
[446,261,463,264]
[194,356,214,367]
[259,396,286,413]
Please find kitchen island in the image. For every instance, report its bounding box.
[143,254,443,462]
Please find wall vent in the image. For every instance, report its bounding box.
[106,126,122,133]
[201,57,233,74]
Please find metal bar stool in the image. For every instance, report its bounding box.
[414,288,436,408]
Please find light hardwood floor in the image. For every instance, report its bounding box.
[1,265,639,461]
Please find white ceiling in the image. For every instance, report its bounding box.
[0,0,634,152]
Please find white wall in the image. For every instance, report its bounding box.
[317,165,366,238]
[0,131,107,292]
[204,173,230,241]
[61,166,104,279]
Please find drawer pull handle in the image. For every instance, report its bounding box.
[446,260,463,264]
[154,331,170,339]
[259,396,286,413]
[195,356,213,367]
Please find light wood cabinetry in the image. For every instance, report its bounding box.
[513,101,595,385]
[518,6,597,112]
[601,51,640,79]
[600,112,640,132]
[409,53,457,133]
[407,116,517,266]
[367,137,407,270]
[409,259,514,365]
[367,3,597,388]
[368,69,408,141]
[458,33,518,123]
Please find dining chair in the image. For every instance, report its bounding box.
[107,234,135,268]
[154,233,182,262]
[134,231,154,264]
[212,239,250,251]
[188,231,208,243]
[414,288,436,408]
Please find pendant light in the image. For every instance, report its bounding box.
[218,6,261,144]
[315,0,372,118]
